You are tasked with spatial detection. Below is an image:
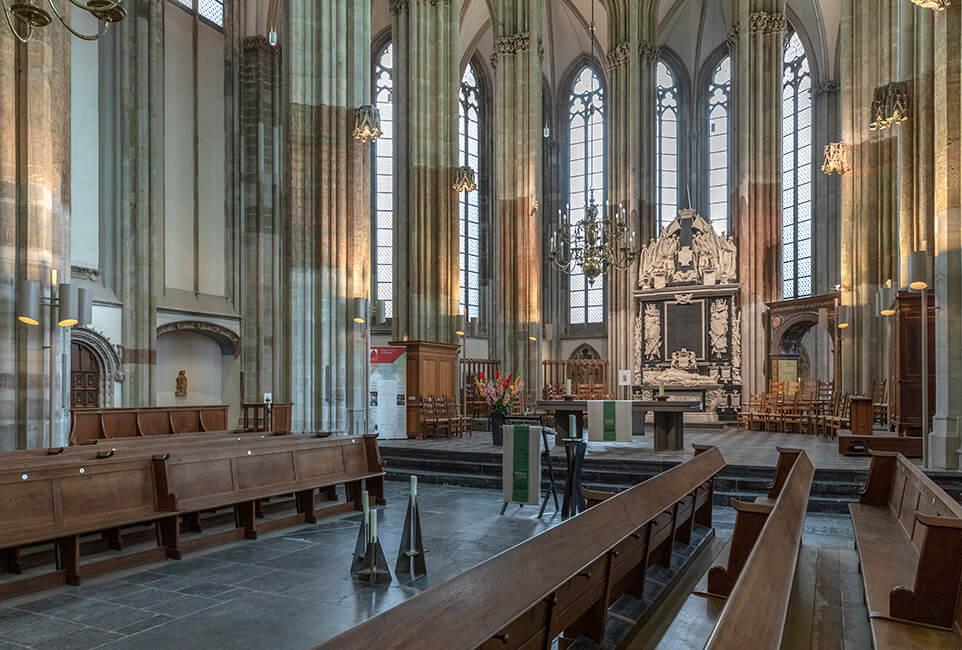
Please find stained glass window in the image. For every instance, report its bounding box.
[373,43,394,318]
[567,65,605,326]
[656,60,680,234]
[458,64,482,323]
[781,32,813,299]
[707,55,731,237]
[170,0,222,28]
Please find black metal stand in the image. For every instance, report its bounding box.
[395,496,426,577]
[354,511,391,586]
[350,512,368,574]
[561,438,587,520]
[499,427,561,519]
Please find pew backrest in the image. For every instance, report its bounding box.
[70,405,231,444]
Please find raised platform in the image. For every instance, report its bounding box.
[379,428,962,515]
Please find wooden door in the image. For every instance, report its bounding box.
[71,342,100,408]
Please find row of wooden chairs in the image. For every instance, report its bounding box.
[420,396,471,439]
[543,384,612,400]
[736,380,835,434]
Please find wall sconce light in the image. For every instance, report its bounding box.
[375,299,386,325]
[17,272,91,328]
[877,282,896,317]
[455,315,466,337]
[528,323,539,342]
[352,297,367,325]
[353,105,381,143]
[17,280,40,325]
[837,305,851,329]
[57,284,78,327]
[908,251,929,291]
[469,316,479,337]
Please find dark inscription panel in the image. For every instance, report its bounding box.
[665,302,705,359]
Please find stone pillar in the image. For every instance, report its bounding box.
[101,0,164,408]
[606,2,658,392]
[730,3,784,397]
[0,28,71,450]
[839,0,900,395]
[238,36,286,405]
[812,81,841,295]
[491,0,542,386]
[391,0,460,344]
[286,1,372,433]
[932,3,962,469]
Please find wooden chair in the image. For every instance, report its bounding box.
[736,394,762,430]
[761,393,783,432]
[445,397,471,438]
[420,397,448,439]
[824,392,851,439]
[872,378,889,426]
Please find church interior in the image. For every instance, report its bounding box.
[1,0,962,647]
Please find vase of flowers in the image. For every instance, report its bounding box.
[474,371,525,447]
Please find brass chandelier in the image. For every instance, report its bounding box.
[548,199,638,286]
[3,0,126,43]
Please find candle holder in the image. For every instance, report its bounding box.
[355,509,391,586]
[350,490,370,574]
[395,478,426,577]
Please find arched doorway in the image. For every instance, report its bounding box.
[767,293,841,386]
[70,342,100,408]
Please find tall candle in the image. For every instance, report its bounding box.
[569,414,576,438]
[659,380,665,396]
[410,475,418,504]
[370,509,377,543]
[566,379,572,395]
[361,489,369,518]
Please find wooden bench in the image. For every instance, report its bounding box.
[70,405,231,444]
[849,451,962,646]
[837,431,923,457]
[315,446,726,650]
[0,434,384,600]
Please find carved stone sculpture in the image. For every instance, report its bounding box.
[671,348,698,371]
[732,307,742,384]
[175,370,188,397]
[638,209,737,288]
[644,304,661,361]
[710,299,729,359]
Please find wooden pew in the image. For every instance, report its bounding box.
[0,434,384,600]
[314,446,726,650]
[849,451,962,646]
[69,405,231,444]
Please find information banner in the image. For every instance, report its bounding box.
[369,347,407,439]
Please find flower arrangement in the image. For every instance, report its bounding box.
[474,371,525,416]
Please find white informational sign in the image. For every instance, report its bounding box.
[618,369,632,386]
[369,347,407,439]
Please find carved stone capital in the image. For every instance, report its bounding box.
[726,24,739,51]
[495,32,530,56]
[607,42,631,70]
[389,0,408,14]
[814,80,841,96]
[639,42,660,65]
[748,11,786,35]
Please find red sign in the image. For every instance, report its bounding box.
[370,347,406,364]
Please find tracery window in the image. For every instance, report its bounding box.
[567,65,606,326]
[373,42,394,318]
[458,63,482,323]
[781,32,813,299]
[656,60,680,234]
[707,55,731,237]
[170,0,223,28]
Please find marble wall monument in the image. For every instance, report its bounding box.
[632,210,742,421]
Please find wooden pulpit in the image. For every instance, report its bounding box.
[390,340,460,439]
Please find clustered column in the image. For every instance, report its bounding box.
[492,0,543,386]
[730,2,785,398]
[286,0,372,433]
[605,1,658,391]
[391,0,460,344]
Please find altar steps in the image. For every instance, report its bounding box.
[380,446,863,514]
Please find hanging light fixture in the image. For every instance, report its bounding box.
[910,0,950,9]
[453,166,477,193]
[547,0,639,286]
[821,142,848,175]
[3,0,126,43]
[352,105,381,143]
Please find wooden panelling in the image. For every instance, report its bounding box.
[234,452,296,490]
[168,458,235,501]
[294,447,345,478]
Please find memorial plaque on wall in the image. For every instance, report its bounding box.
[665,302,705,358]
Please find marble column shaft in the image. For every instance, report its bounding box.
[606,1,658,392]
[839,0,900,394]
[286,1,372,433]
[730,1,784,397]
[492,0,542,385]
[0,28,71,450]
[391,0,460,344]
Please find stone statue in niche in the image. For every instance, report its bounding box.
[175,370,188,397]
[710,299,729,359]
[644,304,662,360]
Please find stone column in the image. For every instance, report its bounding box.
[391,0,460,344]
[839,0,900,394]
[812,81,841,295]
[286,1,372,433]
[491,0,542,386]
[606,2,658,392]
[238,35,286,405]
[730,2,784,397]
[932,3,962,469]
[0,27,71,450]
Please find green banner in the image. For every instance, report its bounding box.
[512,425,530,503]
[603,400,616,441]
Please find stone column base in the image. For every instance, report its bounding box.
[930,415,960,470]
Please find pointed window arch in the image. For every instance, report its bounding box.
[566,64,606,326]
[656,59,680,234]
[781,31,813,299]
[706,55,731,236]
[373,41,394,318]
[458,63,482,323]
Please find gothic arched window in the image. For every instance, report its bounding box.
[373,42,394,318]
[781,32,813,299]
[656,60,680,234]
[567,65,606,326]
[458,63,482,323]
[707,55,731,236]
